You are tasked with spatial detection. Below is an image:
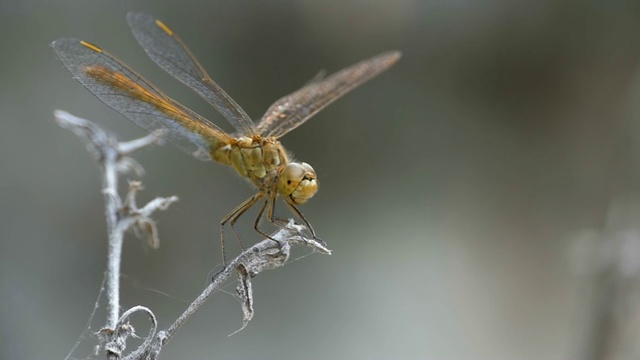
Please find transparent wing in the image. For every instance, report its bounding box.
[51,38,234,161]
[257,51,401,138]
[127,12,257,136]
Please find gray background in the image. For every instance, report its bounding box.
[3,0,640,359]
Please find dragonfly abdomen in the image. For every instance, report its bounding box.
[211,136,289,186]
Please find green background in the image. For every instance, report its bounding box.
[2,0,640,359]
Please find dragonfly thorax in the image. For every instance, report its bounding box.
[211,136,288,185]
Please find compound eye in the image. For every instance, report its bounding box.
[278,163,305,196]
[277,162,318,204]
[301,162,316,178]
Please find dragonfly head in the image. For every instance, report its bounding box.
[278,162,318,204]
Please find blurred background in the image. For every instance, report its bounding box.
[3,0,640,359]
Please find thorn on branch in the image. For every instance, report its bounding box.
[122,181,179,249]
[232,264,254,335]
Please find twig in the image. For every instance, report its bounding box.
[145,221,330,360]
[55,110,176,359]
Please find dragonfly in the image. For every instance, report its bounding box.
[52,12,401,264]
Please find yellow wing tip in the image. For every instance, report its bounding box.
[80,40,103,53]
[155,19,174,36]
[386,50,402,63]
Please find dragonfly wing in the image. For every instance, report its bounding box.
[257,51,401,138]
[52,38,234,161]
[127,12,257,136]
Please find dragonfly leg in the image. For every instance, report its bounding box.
[266,195,289,227]
[252,197,281,241]
[284,200,324,245]
[285,201,317,238]
[268,197,323,245]
[220,192,264,266]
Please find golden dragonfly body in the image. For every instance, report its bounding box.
[52,13,400,262]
